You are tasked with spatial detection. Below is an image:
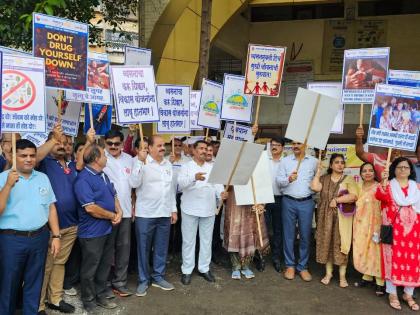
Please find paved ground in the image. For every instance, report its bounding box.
[44,254,417,315]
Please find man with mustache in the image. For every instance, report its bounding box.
[178,140,226,285]
[129,135,178,297]
[205,143,215,163]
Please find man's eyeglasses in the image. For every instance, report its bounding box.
[106,141,121,147]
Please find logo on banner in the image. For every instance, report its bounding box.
[226,94,248,109]
[2,70,36,111]
[203,100,219,116]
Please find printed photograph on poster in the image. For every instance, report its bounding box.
[156,85,190,134]
[124,46,152,66]
[84,104,112,136]
[1,54,46,133]
[65,52,111,104]
[223,122,254,142]
[111,65,159,124]
[190,90,202,131]
[33,13,88,92]
[368,84,419,151]
[341,47,389,104]
[244,44,286,97]
[307,82,344,134]
[46,89,81,137]
[221,74,253,123]
[197,79,223,130]
[388,70,420,88]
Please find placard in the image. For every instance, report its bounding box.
[21,132,49,147]
[244,44,286,97]
[223,122,254,142]
[190,90,202,131]
[307,82,344,134]
[111,65,159,124]
[221,74,253,123]
[46,89,81,136]
[367,84,419,151]
[284,60,314,105]
[1,54,46,133]
[341,47,389,104]
[197,79,223,130]
[388,70,420,88]
[65,52,111,104]
[0,46,31,56]
[124,46,152,66]
[33,13,88,92]
[156,85,190,134]
[84,104,112,136]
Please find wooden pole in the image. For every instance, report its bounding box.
[383,148,392,186]
[138,123,144,148]
[359,103,364,127]
[233,121,237,140]
[253,96,261,128]
[12,133,16,170]
[57,90,63,122]
[88,103,94,130]
[219,129,223,141]
[205,128,209,140]
[251,176,264,248]
[172,135,175,154]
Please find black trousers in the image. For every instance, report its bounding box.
[111,218,131,288]
[63,239,81,289]
[265,195,283,262]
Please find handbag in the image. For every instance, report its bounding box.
[331,176,356,216]
[380,206,402,245]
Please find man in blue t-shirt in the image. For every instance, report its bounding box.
[74,144,123,312]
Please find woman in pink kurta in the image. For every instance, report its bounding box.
[375,157,420,311]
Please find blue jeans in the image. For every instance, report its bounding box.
[281,196,314,272]
[135,217,171,284]
[0,229,49,315]
[265,196,283,262]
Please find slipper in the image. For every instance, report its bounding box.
[389,294,402,311]
[321,274,332,285]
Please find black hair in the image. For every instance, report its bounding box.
[211,140,220,145]
[388,157,416,181]
[74,142,85,153]
[104,130,124,142]
[16,139,37,152]
[134,137,149,149]
[148,135,162,147]
[193,140,208,149]
[327,153,345,174]
[83,144,103,165]
[270,136,285,146]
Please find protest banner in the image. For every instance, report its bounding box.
[367,83,419,151]
[1,54,46,133]
[111,65,158,124]
[0,46,31,56]
[221,74,253,123]
[46,89,81,136]
[190,90,202,131]
[124,46,152,66]
[65,52,111,104]
[33,13,88,92]
[197,79,223,130]
[341,47,390,104]
[21,132,49,147]
[84,104,112,136]
[284,60,314,105]
[388,69,420,88]
[223,121,254,142]
[156,85,190,134]
[244,44,286,98]
[307,82,344,134]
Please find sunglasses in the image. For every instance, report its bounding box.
[106,141,121,147]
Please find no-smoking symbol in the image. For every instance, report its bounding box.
[2,70,36,111]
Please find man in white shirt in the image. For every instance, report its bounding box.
[178,140,226,285]
[129,135,178,297]
[103,130,134,297]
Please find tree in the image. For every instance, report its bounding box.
[197,0,212,89]
[0,0,138,51]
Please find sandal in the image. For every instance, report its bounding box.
[403,293,420,311]
[320,274,332,285]
[339,278,349,288]
[389,294,402,311]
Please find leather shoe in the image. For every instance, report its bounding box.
[273,261,282,273]
[199,271,215,282]
[181,273,192,285]
[283,267,295,280]
[299,270,312,282]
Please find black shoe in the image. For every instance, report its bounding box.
[103,287,115,299]
[273,261,282,273]
[38,311,47,315]
[112,286,133,297]
[47,300,75,313]
[96,297,117,309]
[83,301,96,312]
[181,274,192,285]
[375,285,386,297]
[354,279,372,288]
[199,271,215,282]
[253,250,265,272]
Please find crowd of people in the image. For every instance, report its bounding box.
[0,123,418,315]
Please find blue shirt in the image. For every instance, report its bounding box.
[0,155,6,172]
[0,170,56,231]
[276,154,317,199]
[74,166,116,238]
[415,163,420,184]
[38,156,78,229]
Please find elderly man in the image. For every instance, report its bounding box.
[129,135,177,297]
[0,139,61,315]
[74,144,123,311]
[178,140,226,285]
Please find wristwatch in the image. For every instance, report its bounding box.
[52,234,62,239]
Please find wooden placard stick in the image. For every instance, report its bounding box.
[253,96,261,129]
[233,121,237,140]
[383,148,393,186]
[359,103,364,127]
[219,129,223,141]
[12,133,16,170]
[215,141,246,215]
[205,128,209,140]
[138,123,146,164]
[57,89,64,122]
[88,103,94,130]
[251,176,264,248]
[172,134,175,154]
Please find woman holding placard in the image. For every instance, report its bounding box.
[311,154,358,288]
[376,157,420,311]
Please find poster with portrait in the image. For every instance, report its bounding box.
[367,83,419,151]
[197,79,223,130]
[341,47,390,104]
[221,74,253,123]
[388,70,420,88]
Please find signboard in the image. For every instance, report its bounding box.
[156,85,190,134]
[244,44,286,97]
[388,70,420,88]
[367,84,419,151]
[284,60,314,105]
[190,90,202,131]
[223,122,254,142]
[341,47,390,104]
[21,132,49,147]
[0,46,31,56]
[124,46,152,66]
[1,54,46,133]
[221,74,253,123]
[84,104,112,136]
[33,13,88,92]
[110,65,159,124]
[197,79,223,130]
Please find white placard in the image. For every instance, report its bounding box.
[21,132,49,147]
[221,74,253,123]
[307,82,344,134]
[124,46,152,66]
[190,90,202,130]
[234,151,275,205]
[111,65,159,124]
[197,79,223,130]
[388,69,420,88]
[285,88,341,150]
[223,122,254,142]
[156,85,190,134]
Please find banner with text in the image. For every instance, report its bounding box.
[197,79,223,130]
[221,74,253,123]
[223,122,254,142]
[388,69,420,88]
[157,85,190,134]
[190,90,202,131]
